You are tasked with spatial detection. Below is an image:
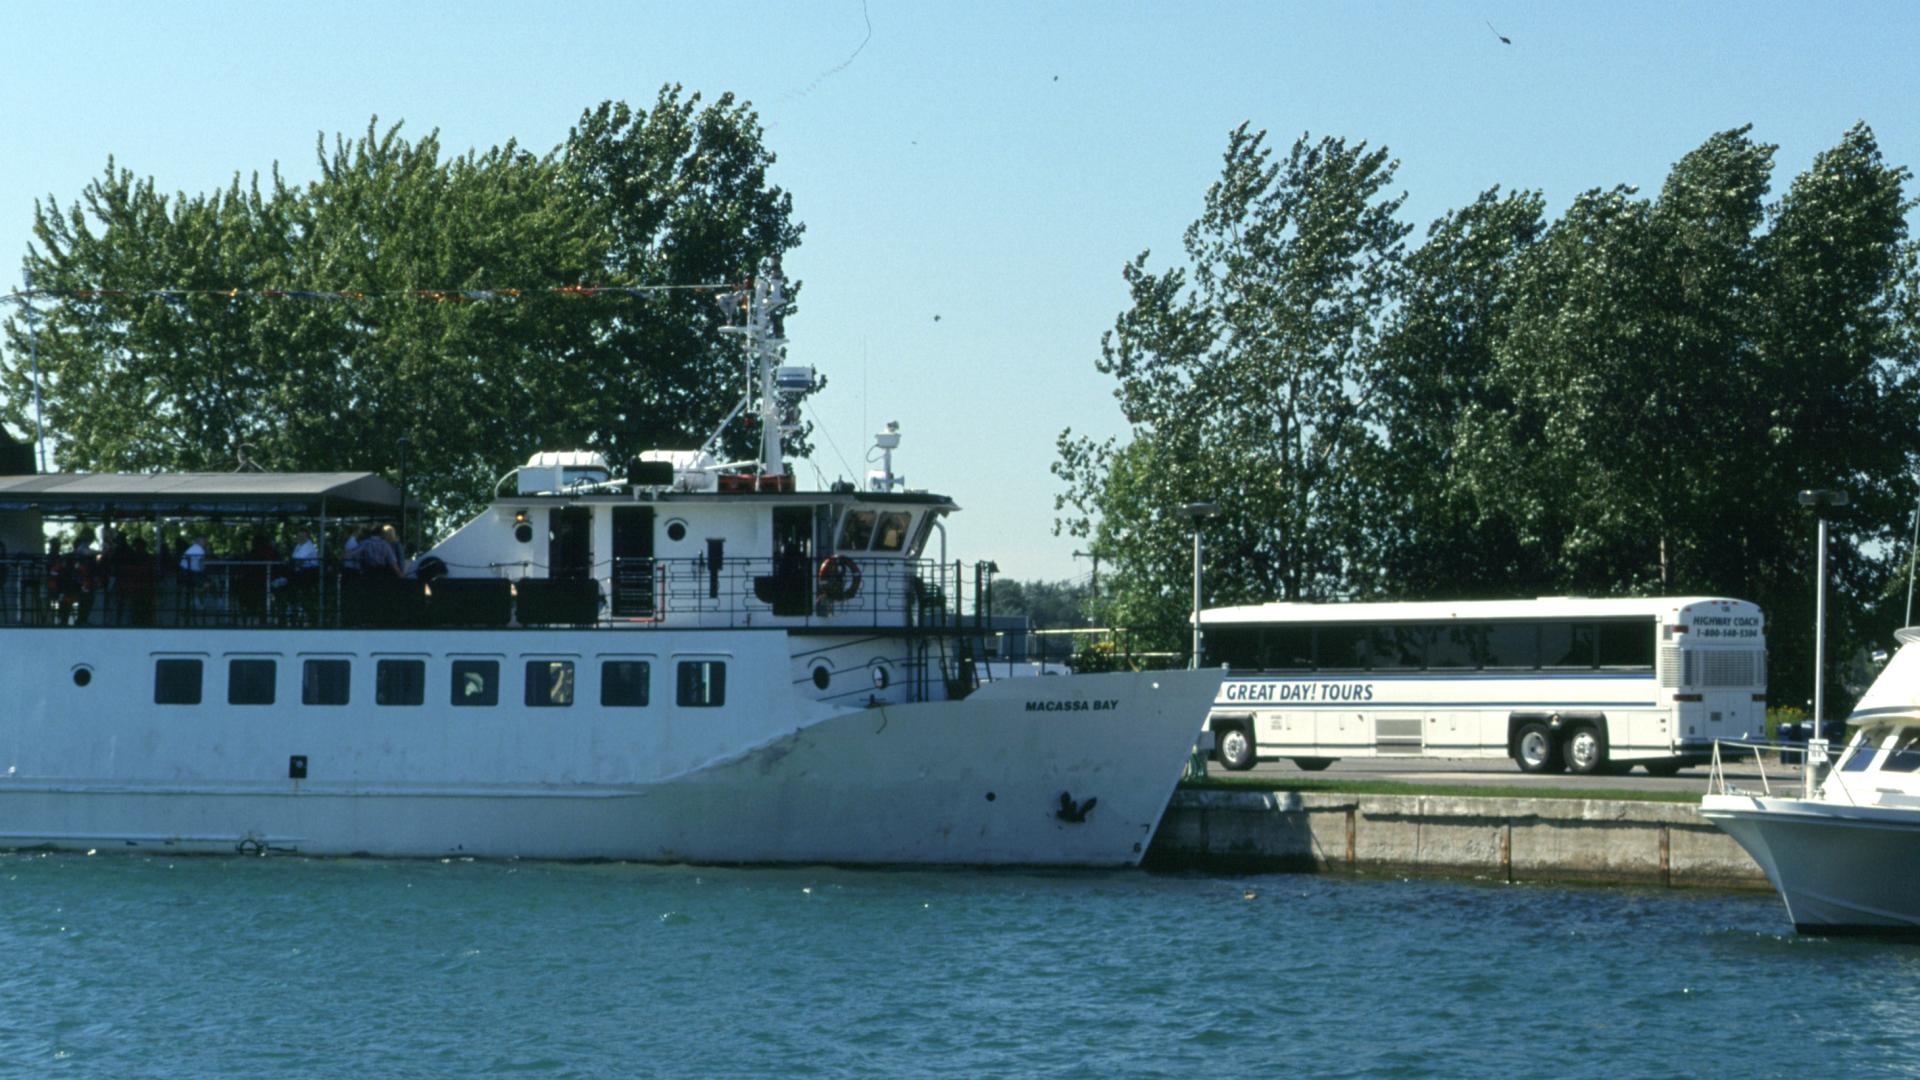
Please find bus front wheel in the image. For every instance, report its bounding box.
[1514,722,1564,774]
[1216,725,1256,771]
[1564,724,1606,775]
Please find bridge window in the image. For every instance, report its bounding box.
[451,660,499,707]
[525,660,575,707]
[377,659,426,706]
[302,659,351,706]
[873,511,913,552]
[229,659,277,706]
[601,660,651,707]
[676,660,727,707]
[154,659,203,705]
[838,510,876,551]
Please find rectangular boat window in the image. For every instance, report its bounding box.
[1598,621,1655,670]
[376,659,426,706]
[601,660,651,707]
[1541,623,1598,669]
[154,658,203,705]
[838,510,876,551]
[228,659,277,706]
[451,660,499,707]
[1884,729,1920,773]
[302,659,351,706]
[1482,623,1537,669]
[676,660,727,707]
[1429,624,1481,669]
[872,511,913,552]
[525,660,575,708]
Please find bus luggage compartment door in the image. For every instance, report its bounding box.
[1374,716,1424,755]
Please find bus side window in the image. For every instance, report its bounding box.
[1269,626,1313,670]
[1598,620,1655,669]
[1541,622,1598,669]
[1483,623,1537,669]
[1371,624,1425,670]
[1206,626,1263,671]
[1317,625,1369,670]
[1429,624,1480,669]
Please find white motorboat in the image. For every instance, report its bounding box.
[0,264,1222,865]
[1702,628,1920,934]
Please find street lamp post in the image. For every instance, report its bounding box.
[1798,488,1848,794]
[1180,502,1219,670]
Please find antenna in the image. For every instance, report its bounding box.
[24,270,44,472]
[706,258,811,478]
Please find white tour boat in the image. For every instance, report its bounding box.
[0,266,1222,865]
[1702,628,1920,934]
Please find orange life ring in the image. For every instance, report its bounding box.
[817,556,862,601]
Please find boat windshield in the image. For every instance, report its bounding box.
[1839,727,1886,773]
[1886,727,1920,773]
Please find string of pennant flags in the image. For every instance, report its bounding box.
[0,282,744,307]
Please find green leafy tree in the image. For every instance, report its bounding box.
[1362,186,1546,596]
[1055,127,1410,646]
[0,86,803,540]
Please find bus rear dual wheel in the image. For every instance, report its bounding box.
[1515,721,1609,775]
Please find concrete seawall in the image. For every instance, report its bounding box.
[1147,788,1769,889]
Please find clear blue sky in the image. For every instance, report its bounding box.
[2,2,1915,582]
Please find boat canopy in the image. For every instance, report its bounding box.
[0,471,407,518]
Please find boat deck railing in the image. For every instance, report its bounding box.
[1709,738,1850,804]
[0,553,1000,634]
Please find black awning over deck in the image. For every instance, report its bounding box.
[0,471,405,517]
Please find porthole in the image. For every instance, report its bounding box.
[666,520,688,542]
[871,665,890,690]
[812,665,831,690]
[514,523,534,544]
[72,665,93,688]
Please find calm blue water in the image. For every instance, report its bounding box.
[0,853,1912,1078]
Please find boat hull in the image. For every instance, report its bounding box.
[0,647,1221,865]
[1701,794,1920,934]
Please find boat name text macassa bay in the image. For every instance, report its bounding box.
[1025,699,1122,712]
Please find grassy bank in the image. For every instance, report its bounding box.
[1181,774,1701,804]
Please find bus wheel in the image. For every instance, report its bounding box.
[1643,761,1682,777]
[1514,722,1563,774]
[1216,725,1256,771]
[1293,758,1334,772]
[1564,725,1605,775]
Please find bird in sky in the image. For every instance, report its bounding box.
[1487,20,1512,45]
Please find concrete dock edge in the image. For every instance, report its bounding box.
[1145,788,1768,889]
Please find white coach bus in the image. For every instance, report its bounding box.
[1200,597,1766,776]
